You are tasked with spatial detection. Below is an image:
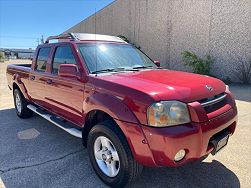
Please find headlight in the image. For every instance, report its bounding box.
[225,85,230,92]
[147,101,190,127]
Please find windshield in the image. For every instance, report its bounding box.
[78,43,157,74]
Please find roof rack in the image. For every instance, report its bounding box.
[45,33,127,43]
[45,33,77,43]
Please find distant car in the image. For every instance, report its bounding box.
[6,33,237,187]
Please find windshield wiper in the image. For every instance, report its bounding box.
[91,67,138,74]
[132,65,154,69]
[115,67,139,72]
[91,68,116,74]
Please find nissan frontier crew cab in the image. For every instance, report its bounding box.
[6,33,237,187]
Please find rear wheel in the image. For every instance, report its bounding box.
[13,89,33,118]
[87,120,143,187]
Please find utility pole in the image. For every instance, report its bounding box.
[41,35,44,44]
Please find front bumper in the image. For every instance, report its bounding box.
[141,107,237,167]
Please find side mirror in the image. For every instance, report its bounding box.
[58,64,80,79]
[154,60,160,67]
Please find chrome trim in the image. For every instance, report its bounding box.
[27,104,82,138]
[201,94,227,107]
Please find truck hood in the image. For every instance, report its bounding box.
[98,69,226,103]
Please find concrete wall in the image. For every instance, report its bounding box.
[66,0,251,82]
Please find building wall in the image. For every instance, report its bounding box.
[66,0,251,82]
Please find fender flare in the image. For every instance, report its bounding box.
[83,92,139,124]
[83,93,157,166]
[12,74,30,101]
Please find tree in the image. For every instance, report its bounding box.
[181,51,214,76]
[0,52,5,61]
[232,58,251,84]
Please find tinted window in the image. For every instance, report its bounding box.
[52,46,77,74]
[35,47,51,72]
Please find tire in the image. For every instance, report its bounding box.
[87,120,143,187]
[199,154,209,162]
[13,89,33,118]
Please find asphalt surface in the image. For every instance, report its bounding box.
[0,60,251,188]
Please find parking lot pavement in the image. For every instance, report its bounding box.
[0,60,251,188]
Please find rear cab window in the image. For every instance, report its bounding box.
[52,46,77,74]
[35,47,51,72]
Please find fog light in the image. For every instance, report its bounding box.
[174,149,186,162]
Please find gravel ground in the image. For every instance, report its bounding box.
[0,60,251,188]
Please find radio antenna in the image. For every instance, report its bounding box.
[95,8,97,76]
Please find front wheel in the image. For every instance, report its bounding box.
[87,120,143,187]
[13,89,33,118]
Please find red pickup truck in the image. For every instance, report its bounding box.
[7,33,237,187]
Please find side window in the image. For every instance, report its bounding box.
[52,46,77,74]
[35,47,51,72]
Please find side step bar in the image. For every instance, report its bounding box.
[27,104,82,138]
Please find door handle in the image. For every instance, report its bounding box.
[30,75,35,80]
[46,79,52,84]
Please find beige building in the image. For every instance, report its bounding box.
[66,0,250,83]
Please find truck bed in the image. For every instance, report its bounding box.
[6,63,32,92]
[12,64,32,68]
[7,63,32,73]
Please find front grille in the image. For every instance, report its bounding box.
[199,93,227,113]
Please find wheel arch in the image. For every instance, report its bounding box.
[13,82,20,91]
[81,93,140,148]
[82,110,119,146]
[81,93,156,166]
[12,77,30,101]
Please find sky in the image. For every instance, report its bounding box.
[0,0,114,49]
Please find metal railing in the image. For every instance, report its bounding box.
[45,33,126,43]
[45,33,77,43]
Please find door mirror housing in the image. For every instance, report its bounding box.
[58,64,80,79]
[154,60,160,67]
